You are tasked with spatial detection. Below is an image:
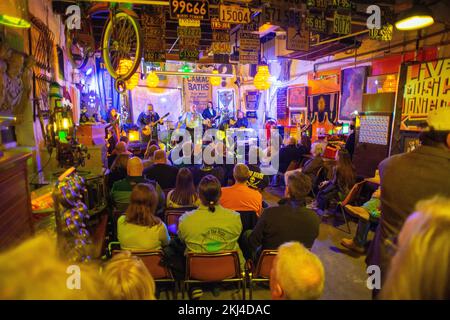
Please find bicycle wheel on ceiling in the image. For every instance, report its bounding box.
[101,11,143,81]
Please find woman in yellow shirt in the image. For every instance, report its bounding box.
[166,168,201,208]
[117,183,170,250]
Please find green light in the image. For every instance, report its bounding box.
[0,14,31,29]
[58,131,68,143]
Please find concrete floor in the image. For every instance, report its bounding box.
[160,187,373,300]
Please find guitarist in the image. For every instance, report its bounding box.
[202,101,219,129]
[137,103,160,142]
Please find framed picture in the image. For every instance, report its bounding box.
[340,66,368,121]
[289,108,307,126]
[366,74,397,94]
[245,90,260,111]
[287,86,307,109]
[401,133,421,153]
[217,89,235,115]
[307,92,339,123]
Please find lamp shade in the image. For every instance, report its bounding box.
[117,59,139,91]
[210,69,221,86]
[147,71,160,88]
[254,64,271,91]
[395,4,434,31]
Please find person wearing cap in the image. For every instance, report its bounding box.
[366,107,450,297]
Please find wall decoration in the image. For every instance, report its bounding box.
[289,108,308,126]
[141,10,166,62]
[288,86,307,108]
[185,75,212,112]
[359,115,390,146]
[366,74,397,94]
[340,66,367,120]
[401,58,450,131]
[402,133,421,153]
[277,87,288,121]
[308,92,339,123]
[245,90,260,111]
[217,89,235,115]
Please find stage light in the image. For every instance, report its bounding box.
[147,71,160,88]
[395,3,434,31]
[62,118,70,130]
[160,97,167,103]
[85,68,93,76]
[210,69,221,86]
[0,14,30,28]
[254,64,272,91]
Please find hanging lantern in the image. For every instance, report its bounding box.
[147,71,160,88]
[210,69,221,86]
[117,59,139,91]
[254,64,272,91]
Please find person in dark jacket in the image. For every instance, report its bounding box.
[279,137,307,174]
[243,171,320,261]
[301,142,325,183]
[345,118,356,159]
[144,150,179,190]
[366,107,450,297]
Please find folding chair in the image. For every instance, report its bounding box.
[165,207,197,237]
[112,249,178,299]
[183,251,246,300]
[335,181,365,234]
[246,250,277,300]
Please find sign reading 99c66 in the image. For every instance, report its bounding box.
[170,0,210,20]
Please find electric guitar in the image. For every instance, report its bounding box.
[141,112,170,137]
[204,114,221,128]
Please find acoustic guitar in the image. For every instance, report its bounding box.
[204,114,221,128]
[141,112,170,137]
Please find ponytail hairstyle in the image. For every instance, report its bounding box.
[198,175,222,212]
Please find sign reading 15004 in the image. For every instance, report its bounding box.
[219,5,251,24]
[170,0,209,20]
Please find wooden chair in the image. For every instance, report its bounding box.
[112,249,178,299]
[335,181,365,234]
[164,207,197,237]
[246,250,277,300]
[182,251,246,300]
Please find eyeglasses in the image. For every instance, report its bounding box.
[385,236,399,257]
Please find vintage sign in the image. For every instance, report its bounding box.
[219,4,251,24]
[262,3,301,28]
[211,18,230,30]
[369,23,393,41]
[239,31,260,51]
[329,0,352,9]
[306,0,328,10]
[305,13,327,33]
[169,0,209,20]
[401,59,450,131]
[287,25,309,51]
[184,75,212,111]
[212,31,230,42]
[245,90,260,111]
[179,37,201,47]
[177,26,201,38]
[333,12,351,35]
[179,49,199,61]
[141,12,166,62]
[211,42,231,54]
[239,50,259,64]
[179,18,201,27]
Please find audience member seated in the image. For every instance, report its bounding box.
[0,235,106,299]
[301,142,325,183]
[220,164,263,216]
[108,153,131,190]
[143,143,160,169]
[270,241,325,300]
[191,164,226,186]
[381,196,450,300]
[243,171,320,260]
[340,187,381,254]
[247,145,270,192]
[166,168,201,208]
[111,157,165,214]
[117,183,170,251]
[102,251,156,300]
[316,149,355,214]
[278,137,307,174]
[178,175,244,269]
[144,150,179,190]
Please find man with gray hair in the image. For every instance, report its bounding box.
[270,241,325,300]
[220,163,263,218]
[243,171,320,260]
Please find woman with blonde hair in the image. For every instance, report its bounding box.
[103,251,156,300]
[381,196,450,300]
[117,183,170,250]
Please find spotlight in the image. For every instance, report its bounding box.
[85,68,93,76]
[395,3,434,31]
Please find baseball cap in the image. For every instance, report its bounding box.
[426,107,450,131]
